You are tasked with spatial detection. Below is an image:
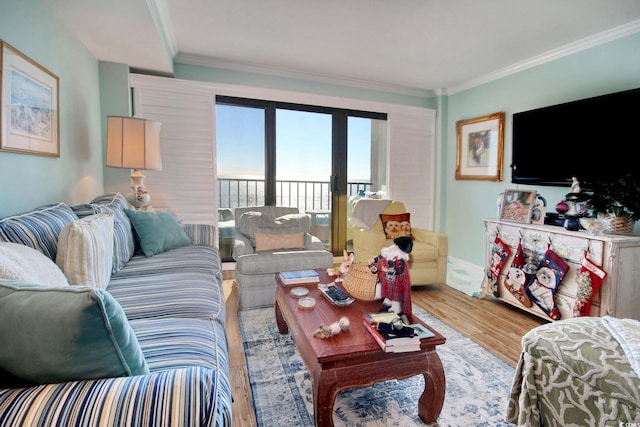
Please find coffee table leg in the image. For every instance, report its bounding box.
[274,300,288,334]
[418,351,446,424]
[313,369,337,427]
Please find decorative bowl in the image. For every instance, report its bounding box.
[579,217,606,235]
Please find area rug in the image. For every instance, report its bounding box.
[239,304,516,426]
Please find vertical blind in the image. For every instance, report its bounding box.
[131,76,218,227]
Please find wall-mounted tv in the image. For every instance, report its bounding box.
[511,87,640,187]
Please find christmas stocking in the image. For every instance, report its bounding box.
[503,240,533,308]
[525,247,569,320]
[485,235,511,297]
[573,251,607,317]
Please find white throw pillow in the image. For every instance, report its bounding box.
[0,242,69,286]
[56,212,115,289]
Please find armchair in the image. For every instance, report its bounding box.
[218,208,235,260]
[233,206,333,308]
[352,201,448,286]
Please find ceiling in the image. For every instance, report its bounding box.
[44,0,640,96]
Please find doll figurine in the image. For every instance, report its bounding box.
[368,236,413,318]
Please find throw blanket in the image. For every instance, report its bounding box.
[603,316,640,378]
[507,316,640,426]
[350,199,391,229]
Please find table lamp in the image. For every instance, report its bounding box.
[106,116,162,209]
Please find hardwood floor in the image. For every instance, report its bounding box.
[222,280,547,427]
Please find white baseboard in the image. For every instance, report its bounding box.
[446,256,485,297]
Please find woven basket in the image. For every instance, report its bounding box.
[605,215,635,233]
[342,263,378,301]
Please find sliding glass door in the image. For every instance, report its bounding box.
[215,95,387,258]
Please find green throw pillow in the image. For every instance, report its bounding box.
[0,281,149,384]
[124,209,192,257]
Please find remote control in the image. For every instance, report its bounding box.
[318,283,354,306]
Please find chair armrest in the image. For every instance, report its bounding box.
[233,235,255,259]
[412,228,448,256]
[305,233,325,250]
[182,223,216,247]
[0,367,227,427]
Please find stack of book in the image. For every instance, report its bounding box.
[363,312,434,353]
[278,269,320,286]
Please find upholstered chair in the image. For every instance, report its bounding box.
[233,206,333,308]
[351,201,448,286]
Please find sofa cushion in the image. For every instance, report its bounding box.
[108,270,225,321]
[56,212,114,289]
[268,213,311,231]
[234,249,334,275]
[124,209,192,257]
[130,317,228,372]
[0,203,79,260]
[0,242,69,287]
[254,232,305,251]
[238,211,311,246]
[380,212,414,239]
[0,281,149,384]
[112,245,221,278]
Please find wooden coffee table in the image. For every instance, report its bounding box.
[274,270,446,427]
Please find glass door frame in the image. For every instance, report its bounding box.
[216,95,386,256]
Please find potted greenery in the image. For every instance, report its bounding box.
[584,173,640,233]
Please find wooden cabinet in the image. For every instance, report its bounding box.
[483,219,640,321]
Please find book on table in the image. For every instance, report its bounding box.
[363,312,434,353]
[278,269,320,285]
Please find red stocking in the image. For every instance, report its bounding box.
[525,247,569,320]
[485,235,511,297]
[573,251,607,317]
[504,240,532,308]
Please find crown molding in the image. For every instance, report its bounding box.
[174,53,436,98]
[447,19,640,95]
[150,0,178,60]
[167,18,640,99]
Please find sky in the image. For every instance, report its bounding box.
[216,104,372,181]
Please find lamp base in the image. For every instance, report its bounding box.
[127,169,151,209]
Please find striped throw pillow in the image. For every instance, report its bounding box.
[0,203,79,261]
[56,212,115,289]
[73,196,136,274]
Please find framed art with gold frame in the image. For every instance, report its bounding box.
[0,40,60,157]
[455,112,505,181]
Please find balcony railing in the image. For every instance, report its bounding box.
[218,178,372,212]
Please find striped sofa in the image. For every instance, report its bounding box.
[0,194,231,426]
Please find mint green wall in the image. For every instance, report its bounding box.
[0,0,103,217]
[445,33,640,267]
[99,61,134,196]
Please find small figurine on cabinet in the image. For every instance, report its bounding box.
[571,176,581,194]
[368,236,413,317]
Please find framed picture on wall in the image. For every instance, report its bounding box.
[0,40,60,157]
[455,112,505,181]
[499,189,536,223]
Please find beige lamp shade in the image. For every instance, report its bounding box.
[106,116,162,171]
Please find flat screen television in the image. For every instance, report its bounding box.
[511,87,640,187]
